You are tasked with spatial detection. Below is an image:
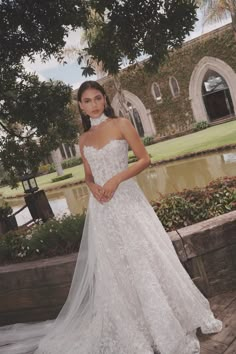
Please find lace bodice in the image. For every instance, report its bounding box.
[83,139,128,185]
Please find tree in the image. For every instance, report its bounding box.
[197,0,236,40]
[78,0,198,75]
[0,0,198,186]
[0,72,79,186]
[0,0,87,67]
[0,0,86,186]
[67,1,198,127]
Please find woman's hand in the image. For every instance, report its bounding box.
[101,176,120,202]
[89,183,106,203]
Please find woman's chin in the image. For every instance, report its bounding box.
[90,112,103,119]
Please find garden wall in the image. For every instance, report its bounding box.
[0,210,235,326]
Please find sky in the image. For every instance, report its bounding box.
[24,9,231,91]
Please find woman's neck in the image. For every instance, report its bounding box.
[90,113,109,127]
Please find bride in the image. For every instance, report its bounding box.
[0,80,222,354]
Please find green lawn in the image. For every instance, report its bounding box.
[147,120,236,161]
[1,120,236,198]
[0,166,86,199]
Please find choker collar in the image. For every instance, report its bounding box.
[90,113,109,127]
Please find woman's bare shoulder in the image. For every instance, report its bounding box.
[114,116,133,131]
[113,116,130,127]
[79,132,89,148]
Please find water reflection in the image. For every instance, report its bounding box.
[11,150,236,225]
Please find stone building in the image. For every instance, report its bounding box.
[56,23,236,163]
[98,24,236,139]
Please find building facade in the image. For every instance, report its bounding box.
[98,24,236,139]
[56,24,236,165]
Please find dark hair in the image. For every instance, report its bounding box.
[77,80,116,132]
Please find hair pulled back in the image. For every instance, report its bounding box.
[77,80,116,132]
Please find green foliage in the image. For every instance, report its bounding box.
[38,164,56,176]
[193,121,209,131]
[0,214,86,265]
[0,0,85,187]
[152,177,236,231]
[208,176,236,189]
[0,75,79,187]
[0,202,13,221]
[0,0,198,185]
[38,158,82,176]
[142,136,154,146]
[0,163,9,186]
[0,0,87,67]
[1,177,236,264]
[62,157,82,169]
[51,173,73,183]
[79,0,198,74]
[154,195,193,230]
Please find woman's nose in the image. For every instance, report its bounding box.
[91,100,97,108]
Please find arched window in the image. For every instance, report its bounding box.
[151,82,162,102]
[169,77,180,97]
[127,101,144,137]
[112,89,156,137]
[202,70,234,121]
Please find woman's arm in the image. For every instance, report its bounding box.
[79,136,95,188]
[101,118,151,200]
[79,136,105,202]
[115,117,151,184]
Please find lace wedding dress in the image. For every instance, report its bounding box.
[0,139,222,354]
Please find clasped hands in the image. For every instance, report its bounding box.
[90,176,120,203]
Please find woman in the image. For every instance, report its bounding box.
[0,81,222,354]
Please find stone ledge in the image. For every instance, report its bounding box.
[177,211,236,259]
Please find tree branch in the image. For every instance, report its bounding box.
[0,121,35,140]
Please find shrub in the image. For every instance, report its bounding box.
[0,214,86,265]
[0,202,13,221]
[62,157,82,169]
[38,157,82,177]
[142,136,154,146]
[51,173,73,183]
[152,178,236,231]
[193,121,209,132]
[153,195,194,231]
[38,164,56,175]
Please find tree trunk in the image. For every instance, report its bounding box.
[51,149,64,176]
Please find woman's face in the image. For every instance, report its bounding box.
[79,88,106,118]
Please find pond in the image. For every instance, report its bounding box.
[9,150,236,226]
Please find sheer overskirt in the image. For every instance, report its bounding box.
[0,140,222,354]
[0,196,97,354]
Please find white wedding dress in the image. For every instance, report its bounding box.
[0,139,222,354]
